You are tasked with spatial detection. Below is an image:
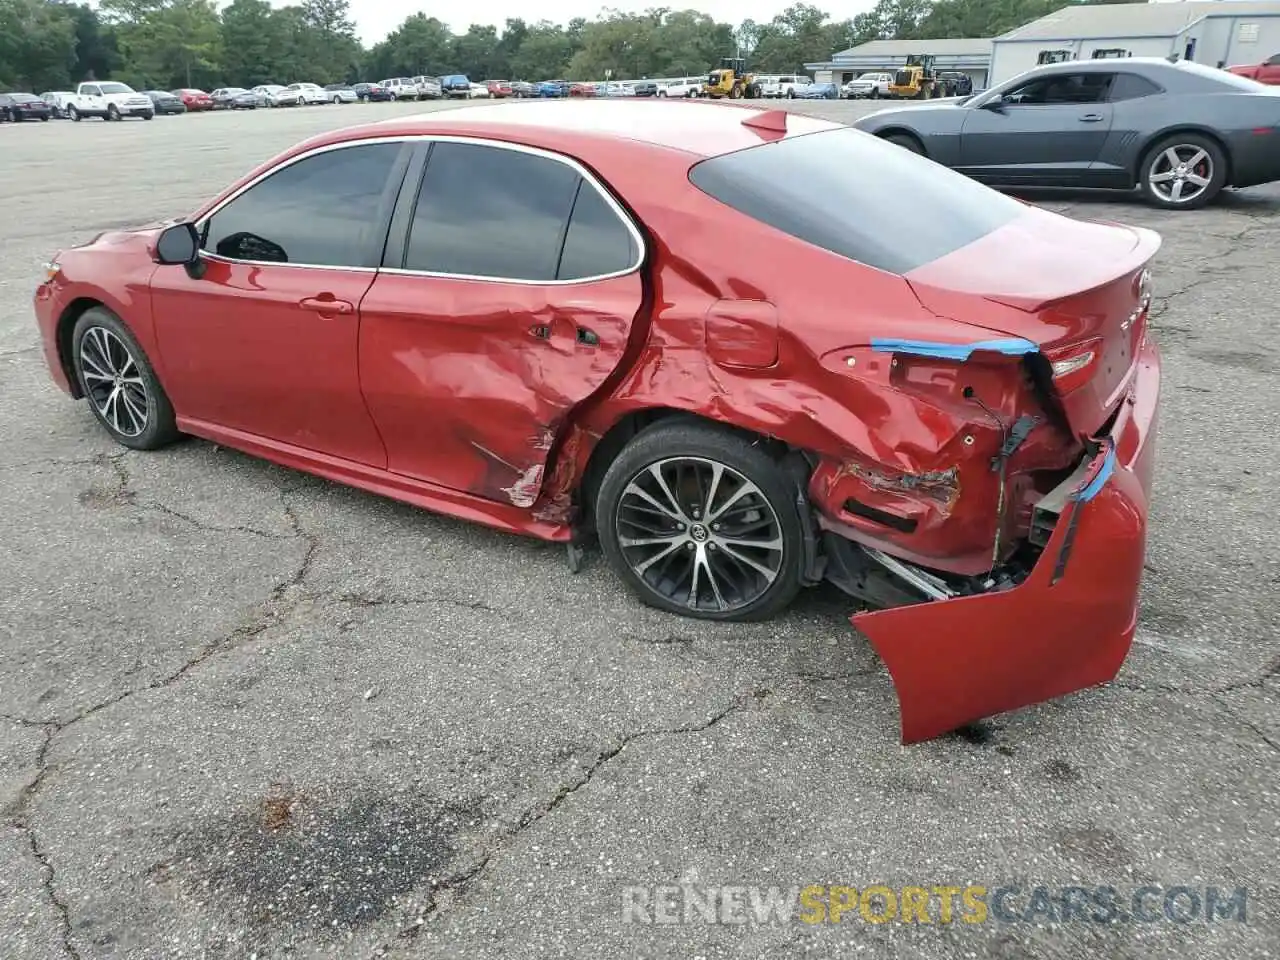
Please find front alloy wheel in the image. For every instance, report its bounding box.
[72,307,180,450]
[597,423,805,621]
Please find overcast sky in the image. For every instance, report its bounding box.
[315,1,880,46]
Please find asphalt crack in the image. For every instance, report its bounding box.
[374,692,755,951]
[1212,694,1279,754]
[4,465,322,958]
[1148,219,1263,321]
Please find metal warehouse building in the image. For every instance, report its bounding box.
[808,2,1280,89]
[806,38,994,88]
[988,0,1280,84]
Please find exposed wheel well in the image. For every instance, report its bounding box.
[55,297,105,398]
[1136,127,1233,186]
[876,128,927,156]
[576,408,792,531]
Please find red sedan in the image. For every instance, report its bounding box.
[32,100,1161,742]
[174,88,213,111]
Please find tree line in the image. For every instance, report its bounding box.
[1,0,1132,94]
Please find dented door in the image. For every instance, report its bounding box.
[358,273,643,504]
[358,139,645,506]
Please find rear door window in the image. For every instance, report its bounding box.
[401,142,640,283]
[688,127,1024,275]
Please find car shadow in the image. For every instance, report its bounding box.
[1006,184,1280,215]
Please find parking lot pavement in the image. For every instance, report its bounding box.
[1,98,1276,959]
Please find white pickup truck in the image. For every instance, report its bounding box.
[67,81,155,121]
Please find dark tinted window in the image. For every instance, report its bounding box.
[689,127,1023,275]
[404,143,579,280]
[1109,73,1162,101]
[202,142,401,266]
[557,182,639,280]
[1005,72,1112,104]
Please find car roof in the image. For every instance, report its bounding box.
[347,99,841,159]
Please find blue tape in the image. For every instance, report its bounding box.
[1073,442,1117,503]
[869,337,1039,361]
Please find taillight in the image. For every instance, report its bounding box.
[1045,337,1103,395]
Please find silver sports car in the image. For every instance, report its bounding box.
[853,58,1280,210]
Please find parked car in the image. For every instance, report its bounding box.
[67,81,153,120]
[658,78,700,98]
[285,82,329,106]
[440,75,472,98]
[248,85,286,106]
[779,76,813,98]
[468,82,491,99]
[0,92,52,121]
[798,82,839,99]
[144,90,186,114]
[412,77,442,100]
[33,99,1162,744]
[487,80,513,98]
[324,83,359,104]
[211,87,261,109]
[381,78,419,101]
[632,80,659,97]
[352,82,393,102]
[568,82,595,98]
[854,57,1280,209]
[39,91,76,118]
[511,81,536,98]
[1226,52,1280,84]
[937,71,974,96]
[175,88,214,111]
[536,80,567,98]
[843,72,893,99]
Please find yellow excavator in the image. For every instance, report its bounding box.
[887,54,943,100]
[702,57,760,99]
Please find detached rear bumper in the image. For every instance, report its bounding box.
[856,336,1160,743]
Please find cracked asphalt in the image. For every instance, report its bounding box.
[1,99,1276,959]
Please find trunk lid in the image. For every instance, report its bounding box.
[905,207,1160,437]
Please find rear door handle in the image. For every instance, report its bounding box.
[299,296,353,315]
[1079,113,1104,122]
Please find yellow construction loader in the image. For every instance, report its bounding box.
[887,54,944,100]
[702,57,761,99]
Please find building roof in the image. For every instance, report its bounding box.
[997,1,1280,43]
[831,37,994,59]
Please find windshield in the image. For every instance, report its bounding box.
[689,127,1025,275]
[99,83,133,95]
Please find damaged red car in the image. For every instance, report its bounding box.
[33,100,1161,742]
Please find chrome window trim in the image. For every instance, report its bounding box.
[192,134,647,285]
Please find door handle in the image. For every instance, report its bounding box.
[299,296,353,315]
[1079,113,1104,122]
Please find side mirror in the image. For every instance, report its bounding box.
[156,221,199,265]
[978,96,1007,111]
[155,221,206,278]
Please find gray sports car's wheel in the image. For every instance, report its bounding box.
[883,132,924,155]
[71,307,180,450]
[1139,133,1226,210]
[596,422,805,622]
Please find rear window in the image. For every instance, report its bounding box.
[688,127,1024,275]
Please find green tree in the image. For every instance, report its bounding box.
[0,0,77,90]
[219,0,279,87]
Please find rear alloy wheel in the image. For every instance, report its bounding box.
[596,423,805,622]
[1140,134,1226,210]
[71,307,180,450]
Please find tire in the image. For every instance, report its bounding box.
[107,104,120,120]
[71,307,180,451]
[40,114,49,121]
[884,132,924,155]
[69,105,81,121]
[9,109,19,122]
[595,421,806,622]
[657,90,667,97]
[1138,132,1226,210]
[869,88,879,99]
[142,112,153,120]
